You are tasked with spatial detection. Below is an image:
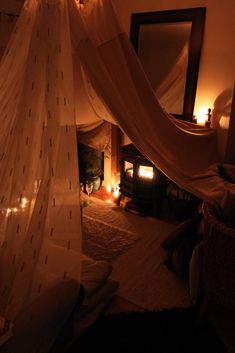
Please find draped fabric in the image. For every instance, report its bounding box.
[0,0,81,324]
[0,13,18,59]
[77,121,111,151]
[0,0,234,338]
[75,0,235,208]
[155,44,189,114]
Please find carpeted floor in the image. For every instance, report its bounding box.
[68,308,227,353]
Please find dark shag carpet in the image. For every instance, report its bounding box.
[68,308,227,353]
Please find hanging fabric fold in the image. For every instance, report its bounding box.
[72,0,235,209]
[0,0,81,323]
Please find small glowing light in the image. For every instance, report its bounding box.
[13,208,18,213]
[20,197,28,209]
[113,185,120,198]
[138,166,154,179]
[197,109,207,125]
[196,107,212,126]
[106,184,112,193]
[6,208,11,216]
[106,199,112,204]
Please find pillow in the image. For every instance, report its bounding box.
[161,212,202,250]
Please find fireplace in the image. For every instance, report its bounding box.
[118,144,166,217]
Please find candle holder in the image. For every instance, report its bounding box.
[205,108,211,127]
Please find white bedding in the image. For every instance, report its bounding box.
[81,254,113,298]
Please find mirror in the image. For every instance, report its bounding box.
[130,8,206,121]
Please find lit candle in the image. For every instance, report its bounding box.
[196,107,211,127]
[106,184,112,193]
[113,185,120,198]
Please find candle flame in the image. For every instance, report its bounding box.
[106,184,112,193]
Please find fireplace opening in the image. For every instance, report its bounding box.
[118,144,166,217]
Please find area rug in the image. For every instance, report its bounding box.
[82,215,140,262]
[82,197,192,311]
[69,308,227,353]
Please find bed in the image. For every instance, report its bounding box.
[1,255,118,353]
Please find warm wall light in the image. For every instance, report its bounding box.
[196,107,211,127]
[196,107,207,126]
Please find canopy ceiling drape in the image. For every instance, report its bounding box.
[75,0,234,208]
[0,0,234,337]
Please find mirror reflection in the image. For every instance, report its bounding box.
[130,8,206,121]
[138,22,191,115]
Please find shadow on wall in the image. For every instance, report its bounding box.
[211,88,233,162]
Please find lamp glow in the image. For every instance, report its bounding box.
[197,107,208,126]
[196,107,212,127]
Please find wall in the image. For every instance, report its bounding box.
[113,0,235,161]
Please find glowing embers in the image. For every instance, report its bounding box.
[138,165,154,179]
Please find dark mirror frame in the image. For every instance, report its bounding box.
[130,7,206,121]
